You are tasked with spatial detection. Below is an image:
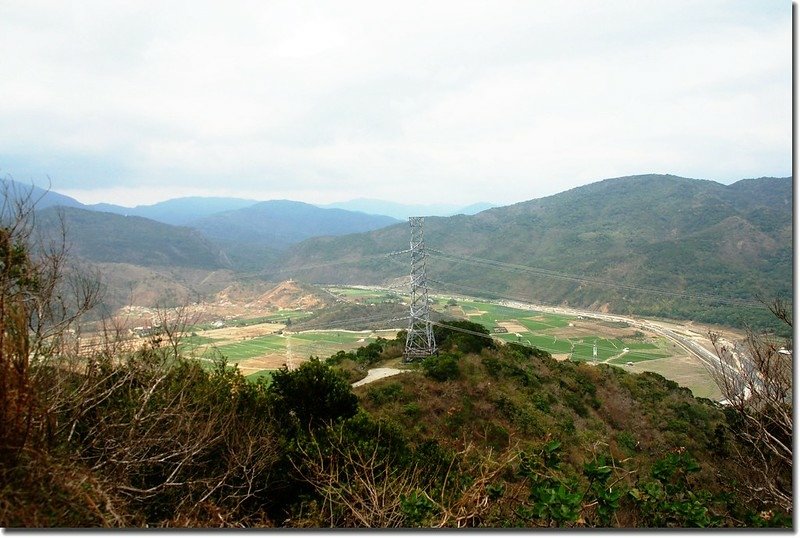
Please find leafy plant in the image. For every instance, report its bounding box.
[583,456,622,526]
[629,452,720,527]
[422,353,460,382]
[269,358,358,429]
[400,489,437,527]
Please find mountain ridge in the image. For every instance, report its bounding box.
[274,174,792,330]
[190,199,401,250]
[87,196,261,226]
[321,198,496,219]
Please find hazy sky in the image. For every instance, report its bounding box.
[0,0,791,207]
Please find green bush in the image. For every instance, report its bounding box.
[269,358,358,429]
[616,431,638,454]
[367,382,405,405]
[400,489,437,527]
[402,402,421,419]
[434,321,495,354]
[422,353,460,382]
[629,452,721,527]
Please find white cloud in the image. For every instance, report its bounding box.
[0,0,791,207]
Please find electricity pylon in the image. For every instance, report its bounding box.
[404,217,436,361]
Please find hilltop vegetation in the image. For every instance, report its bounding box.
[3,319,790,528]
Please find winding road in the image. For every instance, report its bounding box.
[490,298,744,402]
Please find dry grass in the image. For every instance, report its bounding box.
[497,321,527,333]
[237,354,295,373]
[629,355,722,400]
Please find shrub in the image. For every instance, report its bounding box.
[422,353,460,382]
[402,402,421,419]
[616,431,638,454]
[269,358,358,429]
[367,382,405,405]
[434,321,495,354]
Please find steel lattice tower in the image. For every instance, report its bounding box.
[404,217,436,361]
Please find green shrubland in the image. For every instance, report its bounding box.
[2,322,791,527]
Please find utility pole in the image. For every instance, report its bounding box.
[404,217,436,361]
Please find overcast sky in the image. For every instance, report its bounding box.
[0,0,791,207]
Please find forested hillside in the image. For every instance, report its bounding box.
[275,175,792,331]
[36,206,229,270]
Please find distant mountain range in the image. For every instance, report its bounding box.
[190,200,400,249]
[1,174,791,331]
[321,199,495,219]
[274,174,792,331]
[88,197,260,226]
[0,179,401,269]
[89,196,495,223]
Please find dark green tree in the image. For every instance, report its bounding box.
[422,352,460,382]
[269,357,358,429]
[433,320,495,354]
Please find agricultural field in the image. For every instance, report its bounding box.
[430,296,718,398]
[325,286,405,304]
[184,319,401,379]
[448,299,670,363]
[173,286,723,400]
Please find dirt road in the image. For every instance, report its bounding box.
[352,367,408,387]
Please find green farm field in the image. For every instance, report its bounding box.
[325,287,404,302]
[189,323,402,377]
[447,299,669,363]
[181,286,721,399]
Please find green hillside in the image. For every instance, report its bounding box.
[36,206,229,270]
[274,175,792,331]
[5,321,790,527]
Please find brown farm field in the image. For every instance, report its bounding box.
[197,323,287,346]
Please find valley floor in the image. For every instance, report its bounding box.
[92,282,737,400]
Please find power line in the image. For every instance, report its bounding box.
[292,313,410,332]
[427,249,763,308]
[314,279,654,358]
[241,249,409,279]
